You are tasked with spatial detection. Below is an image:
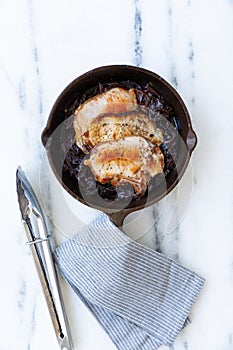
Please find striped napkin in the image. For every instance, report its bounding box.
[55,213,204,350]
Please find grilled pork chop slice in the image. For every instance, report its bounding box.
[74,87,138,153]
[81,111,163,151]
[84,136,164,196]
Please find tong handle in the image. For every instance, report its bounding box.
[23,220,62,339]
[36,218,73,350]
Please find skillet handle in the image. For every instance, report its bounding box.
[186,128,197,155]
[41,126,51,147]
[108,210,130,228]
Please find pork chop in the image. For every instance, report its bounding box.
[81,111,163,151]
[73,87,138,153]
[84,136,164,196]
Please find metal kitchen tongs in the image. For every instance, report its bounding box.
[16,167,73,350]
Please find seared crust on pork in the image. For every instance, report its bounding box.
[74,87,137,152]
[81,111,163,151]
[84,136,164,196]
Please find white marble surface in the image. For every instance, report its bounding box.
[1,0,233,349]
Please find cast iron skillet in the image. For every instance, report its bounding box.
[42,65,197,227]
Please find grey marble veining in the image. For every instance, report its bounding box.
[28,0,44,119]
[134,0,143,66]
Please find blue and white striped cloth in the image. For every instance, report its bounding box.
[55,213,204,349]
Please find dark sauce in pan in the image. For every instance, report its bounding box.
[61,81,179,204]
